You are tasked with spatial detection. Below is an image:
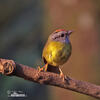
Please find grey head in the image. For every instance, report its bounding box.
[49,29,72,43]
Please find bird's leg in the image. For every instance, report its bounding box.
[37,66,43,72]
[59,67,65,81]
[37,63,48,72]
[44,63,48,71]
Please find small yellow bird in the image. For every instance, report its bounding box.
[39,29,72,78]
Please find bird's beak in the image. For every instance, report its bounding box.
[67,30,73,36]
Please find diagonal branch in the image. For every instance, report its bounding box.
[0,58,100,99]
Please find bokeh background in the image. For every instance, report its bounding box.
[0,0,100,100]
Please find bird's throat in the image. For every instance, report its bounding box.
[65,36,70,43]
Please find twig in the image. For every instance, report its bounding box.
[0,58,100,99]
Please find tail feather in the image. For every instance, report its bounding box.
[47,64,60,74]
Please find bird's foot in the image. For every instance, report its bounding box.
[37,66,44,72]
[60,72,65,81]
[59,67,66,81]
[37,63,48,72]
[35,66,44,79]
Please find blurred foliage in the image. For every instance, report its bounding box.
[0,0,49,100]
[0,0,100,100]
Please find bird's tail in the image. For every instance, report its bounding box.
[47,64,60,74]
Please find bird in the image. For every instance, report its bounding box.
[38,29,72,79]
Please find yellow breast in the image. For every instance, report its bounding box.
[42,41,71,67]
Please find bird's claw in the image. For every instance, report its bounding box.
[37,66,44,72]
[60,72,65,81]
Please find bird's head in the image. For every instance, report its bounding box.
[49,29,73,43]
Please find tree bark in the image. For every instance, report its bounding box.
[0,58,100,99]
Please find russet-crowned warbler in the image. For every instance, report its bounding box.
[39,29,72,77]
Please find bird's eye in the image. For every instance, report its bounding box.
[61,34,64,37]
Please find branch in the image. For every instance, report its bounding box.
[0,58,100,99]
